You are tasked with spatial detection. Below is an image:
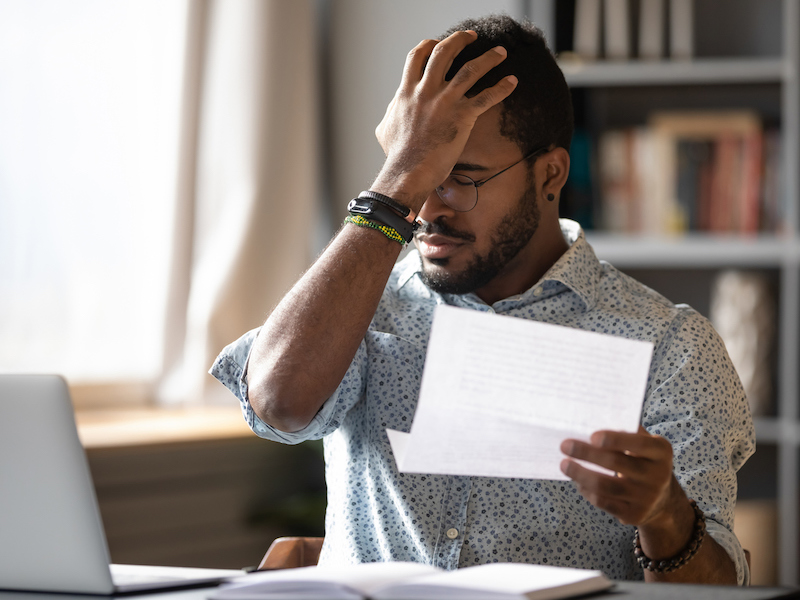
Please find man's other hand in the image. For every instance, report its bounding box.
[372,30,518,210]
[559,426,676,527]
[559,427,738,584]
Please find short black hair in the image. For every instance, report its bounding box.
[439,14,574,155]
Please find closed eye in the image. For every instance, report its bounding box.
[449,174,476,187]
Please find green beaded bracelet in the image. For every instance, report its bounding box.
[345,214,406,246]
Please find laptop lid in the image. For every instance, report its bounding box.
[0,375,243,594]
[0,374,115,594]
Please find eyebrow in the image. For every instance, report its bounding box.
[452,162,490,172]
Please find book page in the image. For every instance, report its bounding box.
[212,563,442,600]
[373,563,612,600]
[388,305,653,480]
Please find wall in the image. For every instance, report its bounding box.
[324,0,526,228]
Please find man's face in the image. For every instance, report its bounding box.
[414,105,542,301]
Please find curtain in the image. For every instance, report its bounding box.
[159,0,320,405]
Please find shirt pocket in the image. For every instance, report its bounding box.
[364,331,426,434]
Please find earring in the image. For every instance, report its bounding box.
[547,193,555,202]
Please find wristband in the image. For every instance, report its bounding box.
[358,190,417,223]
[347,197,418,243]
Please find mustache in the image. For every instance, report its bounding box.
[415,218,476,243]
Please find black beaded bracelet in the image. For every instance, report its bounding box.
[633,499,706,573]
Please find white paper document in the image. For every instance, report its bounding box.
[387,305,654,480]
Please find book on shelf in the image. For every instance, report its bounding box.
[561,129,596,230]
[638,0,665,60]
[595,110,780,235]
[573,0,601,60]
[604,0,631,60]
[669,0,694,59]
[210,561,613,600]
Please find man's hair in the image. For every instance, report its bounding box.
[439,15,574,155]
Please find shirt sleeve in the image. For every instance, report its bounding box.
[642,308,756,585]
[209,327,368,445]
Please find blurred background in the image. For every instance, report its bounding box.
[0,0,795,587]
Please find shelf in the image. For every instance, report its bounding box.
[585,233,798,268]
[753,417,800,446]
[754,417,782,444]
[560,57,786,87]
[554,0,799,585]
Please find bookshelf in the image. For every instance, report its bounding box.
[534,0,799,585]
[561,57,785,86]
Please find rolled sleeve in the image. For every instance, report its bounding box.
[706,519,750,585]
[642,309,755,585]
[209,327,368,445]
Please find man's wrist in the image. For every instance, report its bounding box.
[370,169,434,214]
[635,499,706,573]
[636,480,697,560]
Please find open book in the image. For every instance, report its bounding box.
[211,561,613,600]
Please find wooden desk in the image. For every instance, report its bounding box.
[0,581,798,600]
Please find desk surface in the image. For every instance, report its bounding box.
[1,581,798,600]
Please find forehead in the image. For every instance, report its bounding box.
[461,105,521,163]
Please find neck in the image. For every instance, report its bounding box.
[474,218,569,305]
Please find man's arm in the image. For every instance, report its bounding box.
[560,429,738,584]
[247,31,519,433]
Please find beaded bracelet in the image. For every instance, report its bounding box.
[345,214,405,246]
[633,499,706,573]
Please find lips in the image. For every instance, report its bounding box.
[415,233,465,260]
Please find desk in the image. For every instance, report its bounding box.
[0,582,798,600]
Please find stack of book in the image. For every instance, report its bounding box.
[594,111,782,235]
[571,0,693,62]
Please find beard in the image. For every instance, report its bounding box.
[417,184,541,296]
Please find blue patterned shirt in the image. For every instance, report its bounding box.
[211,219,755,584]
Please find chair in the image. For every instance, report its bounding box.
[258,537,324,570]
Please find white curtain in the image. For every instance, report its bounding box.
[160,0,320,405]
[0,0,320,406]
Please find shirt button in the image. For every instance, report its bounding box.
[533,287,543,297]
[446,528,459,539]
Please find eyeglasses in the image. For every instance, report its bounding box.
[435,146,549,212]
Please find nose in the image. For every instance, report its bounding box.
[418,188,458,223]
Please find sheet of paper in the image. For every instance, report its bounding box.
[387,305,654,480]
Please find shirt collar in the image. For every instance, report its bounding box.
[395,219,602,311]
[532,219,602,311]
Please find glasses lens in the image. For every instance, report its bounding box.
[435,174,478,211]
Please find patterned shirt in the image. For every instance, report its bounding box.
[211,219,755,584]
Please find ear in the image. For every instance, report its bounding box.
[536,147,570,203]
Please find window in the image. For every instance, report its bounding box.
[0,1,188,385]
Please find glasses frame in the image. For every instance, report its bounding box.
[436,145,550,212]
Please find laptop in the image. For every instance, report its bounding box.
[0,374,245,594]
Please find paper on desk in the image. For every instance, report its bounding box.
[387,305,654,480]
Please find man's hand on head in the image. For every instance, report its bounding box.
[372,30,518,212]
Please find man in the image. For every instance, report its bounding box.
[211,15,754,585]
